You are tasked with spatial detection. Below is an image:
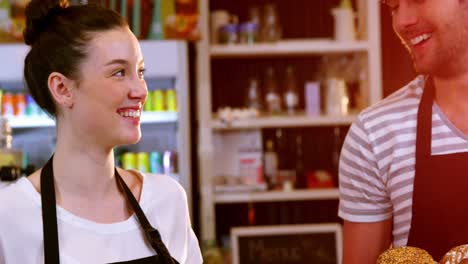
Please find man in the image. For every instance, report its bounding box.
[339,0,468,262]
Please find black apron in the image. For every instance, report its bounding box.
[407,78,468,260]
[40,156,179,264]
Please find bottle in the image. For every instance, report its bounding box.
[148,0,163,39]
[264,139,278,189]
[0,0,11,40]
[2,92,14,117]
[131,0,141,38]
[293,130,304,188]
[283,65,299,115]
[202,240,224,264]
[0,117,23,181]
[248,6,261,26]
[0,117,12,149]
[264,67,281,114]
[262,3,281,42]
[10,0,27,41]
[13,93,25,116]
[246,78,261,111]
[120,0,127,20]
[275,128,285,169]
[331,127,341,183]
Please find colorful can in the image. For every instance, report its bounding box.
[122,152,137,170]
[163,151,179,181]
[26,95,39,116]
[143,91,153,112]
[136,152,149,173]
[149,151,163,174]
[14,93,26,116]
[0,90,3,114]
[152,90,165,112]
[166,89,177,112]
[2,93,14,117]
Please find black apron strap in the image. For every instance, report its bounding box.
[115,169,175,264]
[40,155,177,264]
[416,77,435,161]
[40,156,61,264]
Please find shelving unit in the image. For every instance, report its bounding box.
[210,39,369,58]
[212,113,357,130]
[214,188,340,204]
[196,0,382,242]
[0,40,194,213]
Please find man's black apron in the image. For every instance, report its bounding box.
[407,78,468,260]
[40,156,179,264]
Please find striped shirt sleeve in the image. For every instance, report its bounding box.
[338,116,392,223]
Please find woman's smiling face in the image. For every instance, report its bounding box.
[68,27,148,148]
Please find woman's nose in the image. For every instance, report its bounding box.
[129,80,148,102]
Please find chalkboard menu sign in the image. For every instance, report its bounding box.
[231,223,342,264]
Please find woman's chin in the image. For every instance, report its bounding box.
[118,133,142,146]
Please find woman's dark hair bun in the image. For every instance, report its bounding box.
[23,0,70,46]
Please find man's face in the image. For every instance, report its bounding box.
[384,0,468,77]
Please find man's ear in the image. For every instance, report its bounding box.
[47,72,75,109]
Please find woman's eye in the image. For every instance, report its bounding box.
[113,69,125,77]
[138,68,146,79]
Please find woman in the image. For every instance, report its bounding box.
[0,0,202,263]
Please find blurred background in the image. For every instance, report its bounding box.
[0,0,415,263]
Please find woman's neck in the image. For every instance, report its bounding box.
[52,135,118,204]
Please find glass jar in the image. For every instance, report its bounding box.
[219,23,238,44]
[239,22,259,44]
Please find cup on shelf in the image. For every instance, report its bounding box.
[331,7,356,41]
[210,10,230,44]
[325,78,350,115]
[239,22,259,44]
[305,81,321,116]
[219,23,238,45]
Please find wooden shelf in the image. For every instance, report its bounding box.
[8,112,178,129]
[210,39,369,58]
[214,188,340,204]
[212,113,356,130]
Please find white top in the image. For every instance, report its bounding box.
[338,76,468,246]
[0,173,203,263]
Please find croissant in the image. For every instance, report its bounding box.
[439,245,468,264]
[377,245,468,264]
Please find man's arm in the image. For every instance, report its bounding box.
[342,219,393,264]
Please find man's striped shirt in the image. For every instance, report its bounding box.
[338,75,468,246]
